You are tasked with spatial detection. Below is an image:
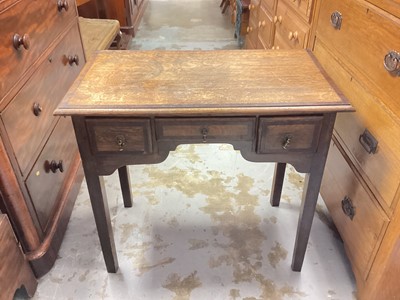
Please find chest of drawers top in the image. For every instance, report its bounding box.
[55,50,352,117]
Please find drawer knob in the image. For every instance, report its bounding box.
[68,55,80,66]
[383,50,400,76]
[282,136,291,150]
[341,196,355,220]
[359,129,378,154]
[57,0,69,11]
[201,128,208,142]
[13,33,30,50]
[50,160,64,173]
[288,31,298,40]
[116,135,127,151]
[330,11,342,30]
[33,103,43,116]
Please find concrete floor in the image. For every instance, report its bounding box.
[27,0,357,299]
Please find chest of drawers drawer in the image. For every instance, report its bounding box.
[25,117,78,231]
[155,117,256,143]
[87,118,153,154]
[321,139,389,281]
[246,18,259,48]
[257,116,322,154]
[283,0,313,22]
[2,23,84,176]
[257,5,274,48]
[316,0,400,113]
[274,0,310,49]
[0,0,77,102]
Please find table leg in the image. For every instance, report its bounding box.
[118,166,133,207]
[85,171,119,273]
[270,163,286,207]
[291,169,323,271]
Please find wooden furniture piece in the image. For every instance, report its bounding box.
[78,0,148,38]
[312,0,400,298]
[55,50,352,273]
[245,0,316,49]
[0,214,37,299]
[0,0,85,277]
[78,17,122,58]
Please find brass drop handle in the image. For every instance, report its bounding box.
[330,11,342,30]
[116,135,127,151]
[57,0,69,11]
[13,33,30,50]
[50,160,64,173]
[288,31,298,40]
[33,103,43,116]
[341,196,355,220]
[282,136,291,150]
[383,50,400,76]
[68,55,79,66]
[201,128,208,142]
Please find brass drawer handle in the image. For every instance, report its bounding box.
[341,196,355,220]
[116,135,127,151]
[282,136,291,150]
[359,129,378,154]
[330,11,342,30]
[33,103,43,116]
[50,160,64,173]
[13,33,30,50]
[201,128,208,142]
[383,50,400,76]
[68,55,79,66]
[57,0,69,11]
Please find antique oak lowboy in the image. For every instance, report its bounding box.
[55,50,352,273]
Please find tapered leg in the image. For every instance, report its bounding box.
[270,163,286,207]
[118,166,133,207]
[85,172,119,272]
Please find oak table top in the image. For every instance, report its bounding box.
[55,50,352,116]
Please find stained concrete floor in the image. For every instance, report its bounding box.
[28,0,357,299]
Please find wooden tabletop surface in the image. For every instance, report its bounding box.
[55,50,352,116]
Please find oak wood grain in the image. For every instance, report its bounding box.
[55,50,351,116]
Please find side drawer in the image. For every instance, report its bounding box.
[321,139,389,281]
[0,0,77,101]
[274,0,310,49]
[316,0,400,113]
[257,116,322,154]
[245,18,260,49]
[314,39,400,211]
[86,118,153,154]
[155,118,256,143]
[2,23,84,176]
[257,5,274,49]
[284,0,313,23]
[25,117,78,231]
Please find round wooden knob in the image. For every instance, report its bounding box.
[276,46,280,50]
[33,103,42,116]
[262,20,266,26]
[259,21,261,27]
[57,0,69,11]
[68,55,79,66]
[247,26,250,32]
[50,160,64,173]
[13,33,30,50]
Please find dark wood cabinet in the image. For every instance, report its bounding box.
[0,0,84,277]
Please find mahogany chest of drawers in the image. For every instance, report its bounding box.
[0,0,84,276]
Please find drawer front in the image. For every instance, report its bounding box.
[321,140,389,280]
[260,0,274,16]
[0,0,77,101]
[25,117,78,231]
[258,6,274,48]
[314,39,400,211]
[284,0,313,22]
[257,116,322,154]
[3,23,84,176]
[274,0,310,49]
[245,18,259,48]
[316,0,400,113]
[87,119,153,154]
[249,0,261,20]
[155,118,256,142]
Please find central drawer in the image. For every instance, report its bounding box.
[155,117,256,143]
